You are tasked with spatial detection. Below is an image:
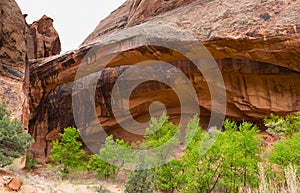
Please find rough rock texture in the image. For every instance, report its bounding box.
[26,15,61,59]
[83,0,300,72]
[28,0,300,160]
[7,178,22,191]
[0,0,28,127]
[81,0,196,46]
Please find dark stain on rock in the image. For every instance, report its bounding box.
[259,13,271,21]
[62,57,76,68]
[1,65,23,79]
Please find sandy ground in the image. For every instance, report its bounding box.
[0,166,125,193]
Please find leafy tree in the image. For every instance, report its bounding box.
[145,112,180,148]
[219,120,262,191]
[264,111,300,175]
[99,135,132,167]
[154,159,182,192]
[88,154,118,179]
[153,118,262,193]
[264,112,300,139]
[264,112,300,189]
[269,131,300,169]
[0,101,33,167]
[153,115,202,192]
[179,128,222,193]
[87,135,132,179]
[50,127,85,174]
[145,112,180,165]
[124,113,181,193]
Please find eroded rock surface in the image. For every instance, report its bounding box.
[0,0,28,127]
[26,15,61,59]
[28,0,300,160]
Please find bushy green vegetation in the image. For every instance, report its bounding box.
[87,135,131,179]
[265,112,300,190]
[0,101,33,167]
[88,154,118,179]
[145,112,180,149]
[125,169,155,193]
[269,131,300,168]
[264,112,300,139]
[127,112,299,192]
[25,154,37,170]
[49,111,300,192]
[125,113,179,193]
[152,118,262,193]
[50,127,85,175]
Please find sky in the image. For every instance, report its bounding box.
[16,0,126,53]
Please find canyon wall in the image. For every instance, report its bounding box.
[26,15,61,60]
[0,0,28,127]
[1,0,298,162]
[27,0,300,161]
[0,0,61,136]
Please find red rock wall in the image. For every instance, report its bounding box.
[28,47,300,161]
[0,0,28,128]
[26,15,61,59]
[26,0,300,160]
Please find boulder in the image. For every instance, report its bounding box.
[2,176,22,191]
[8,178,22,191]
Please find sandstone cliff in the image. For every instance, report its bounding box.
[26,0,300,161]
[0,0,62,133]
[25,15,61,60]
[0,0,28,127]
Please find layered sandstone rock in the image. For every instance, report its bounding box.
[26,15,61,59]
[81,0,196,45]
[28,0,300,160]
[0,0,28,127]
[83,0,300,72]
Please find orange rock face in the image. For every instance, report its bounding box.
[8,178,22,191]
[0,0,28,127]
[25,0,300,160]
[26,15,61,59]
[0,0,61,132]
[82,0,196,46]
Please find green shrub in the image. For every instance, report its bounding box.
[125,113,181,193]
[190,121,261,192]
[264,112,300,181]
[87,135,132,179]
[125,154,156,192]
[50,127,85,175]
[152,118,262,193]
[264,112,300,139]
[145,112,180,164]
[25,154,37,170]
[153,115,201,192]
[145,112,180,148]
[125,168,155,193]
[269,131,300,168]
[154,159,182,192]
[0,101,33,167]
[88,154,119,179]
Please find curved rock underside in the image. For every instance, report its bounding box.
[4,0,300,161]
